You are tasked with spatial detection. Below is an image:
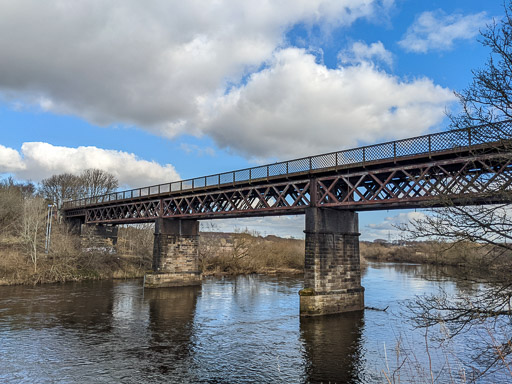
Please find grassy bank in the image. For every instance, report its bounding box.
[360,240,512,274]
[0,224,152,285]
[199,231,304,276]
[3,219,510,286]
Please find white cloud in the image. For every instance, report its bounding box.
[199,48,455,160]
[339,41,393,66]
[0,143,180,187]
[399,10,489,53]
[0,0,392,135]
[0,144,25,172]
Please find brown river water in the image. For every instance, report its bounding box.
[0,262,509,383]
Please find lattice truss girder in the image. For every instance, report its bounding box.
[162,180,311,218]
[83,154,512,223]
[86,199,161,223]
[315,154,512,207]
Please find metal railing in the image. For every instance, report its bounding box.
[62,121,512,209]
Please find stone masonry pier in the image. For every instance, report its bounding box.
[299,208,364,316]
[144,218,202,288]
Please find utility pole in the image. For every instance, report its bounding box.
[45,203,56,254]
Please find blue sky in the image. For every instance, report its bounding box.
[0,0,504,239]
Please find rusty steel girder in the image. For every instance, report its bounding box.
[313,153,512,210]
[82,153,512,224]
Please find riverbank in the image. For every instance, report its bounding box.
[360,240,512,275]
[3,225,510,286]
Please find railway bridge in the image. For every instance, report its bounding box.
[63,121,512,316]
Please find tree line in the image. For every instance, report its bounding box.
[0,169,120,278]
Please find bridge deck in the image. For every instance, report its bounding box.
[63,122,512,224]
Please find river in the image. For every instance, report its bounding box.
[0,262,508,383]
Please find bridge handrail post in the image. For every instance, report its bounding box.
[218,174,221,186]
[267,166,269,180]
[180,181,183,191]
[309,157,312,171]
[362,147,366,167]
[192,179,194,191]
[233,171,235,185]
[428,135,432,158]
[393,142,396,162]
[468,127,472,147]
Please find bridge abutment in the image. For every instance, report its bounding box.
[80,224,118,253]
[299,208,364,316]
[144,218,202,288]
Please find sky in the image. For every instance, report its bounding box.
[0,0,505,240]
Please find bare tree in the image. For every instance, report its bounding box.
[19,196,47,273]
[0,178,36,236]
[40,168,118,206]
[402,3,512,379]
[79,168,118,198]
[450,3,512,129]
[40,173,82,207]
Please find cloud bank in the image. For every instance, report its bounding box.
[0,143,180,188]
[0,1,458,160]
[0,0,389,130]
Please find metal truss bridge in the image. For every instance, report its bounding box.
[63,121,512,224]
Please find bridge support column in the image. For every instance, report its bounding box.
[299,208,364,316]
[144,218,202,288]
[80,224,118,253]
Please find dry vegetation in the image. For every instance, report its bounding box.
[360,240,512,274]
[0,179,152,285]
[199,230,304,275]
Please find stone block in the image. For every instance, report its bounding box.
[144,272,202,288]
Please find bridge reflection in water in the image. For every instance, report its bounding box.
[301,311,364,383]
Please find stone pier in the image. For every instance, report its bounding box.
[299,208,364,316]
[144,218,202,288]
[80,224,118,253]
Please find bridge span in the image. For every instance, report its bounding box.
[63,121,512,316]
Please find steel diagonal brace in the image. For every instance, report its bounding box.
[254,187,272,209]
[340,174,367,203]
[317,179,339,204]
[477,158,512,191]
[272,184,291,207]
[291,182,310,206]
[436,163,472,194]
[399,167,433,198]
[368,171,398,200]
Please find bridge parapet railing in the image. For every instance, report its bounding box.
[63,121,512,209]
